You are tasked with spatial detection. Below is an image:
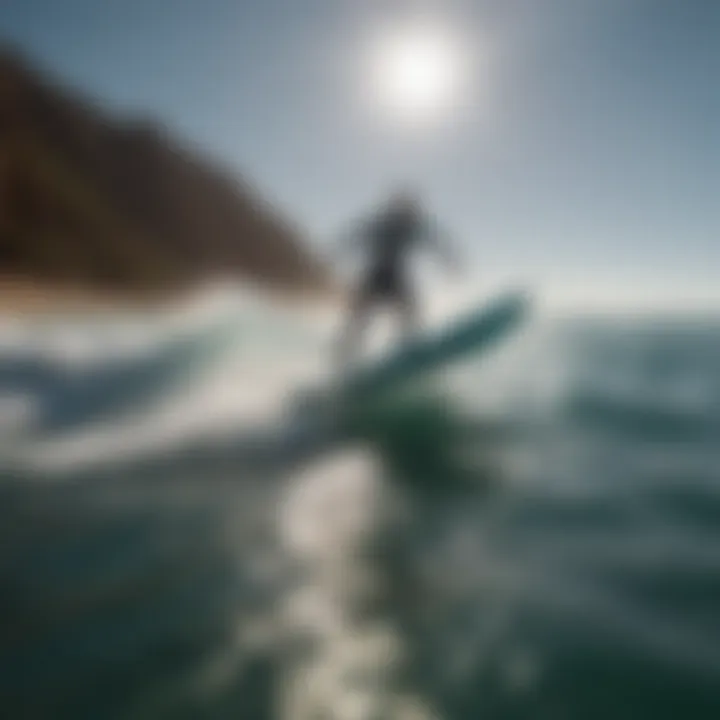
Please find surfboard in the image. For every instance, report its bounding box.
[290,290,530,429]
[341,289,530,400]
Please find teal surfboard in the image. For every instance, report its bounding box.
[279,290,530,460]
[342,289,530,400]
[292,290,530,418]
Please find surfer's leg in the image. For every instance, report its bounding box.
[336,290,372,372]
[396,282,419,344]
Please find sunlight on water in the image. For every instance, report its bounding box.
[279,449,438,719]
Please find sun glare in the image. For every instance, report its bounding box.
[369,25,466,125]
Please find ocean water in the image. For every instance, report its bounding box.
[1,293,719,720]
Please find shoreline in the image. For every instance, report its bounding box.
[0,279,182,317]
[0,277,342,318]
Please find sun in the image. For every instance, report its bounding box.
[369,24,466,125]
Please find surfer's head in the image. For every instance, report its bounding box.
[386,187,422,219]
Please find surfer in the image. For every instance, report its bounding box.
[335,189,460,370]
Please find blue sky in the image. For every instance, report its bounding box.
[2,0,718,288]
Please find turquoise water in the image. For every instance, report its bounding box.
[1,306,719,719]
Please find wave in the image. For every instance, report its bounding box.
[1,301,720,718]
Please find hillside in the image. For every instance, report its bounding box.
[0,47,332,298]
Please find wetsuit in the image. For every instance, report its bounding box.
[356,207,428,307]
[336,205,442,370]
